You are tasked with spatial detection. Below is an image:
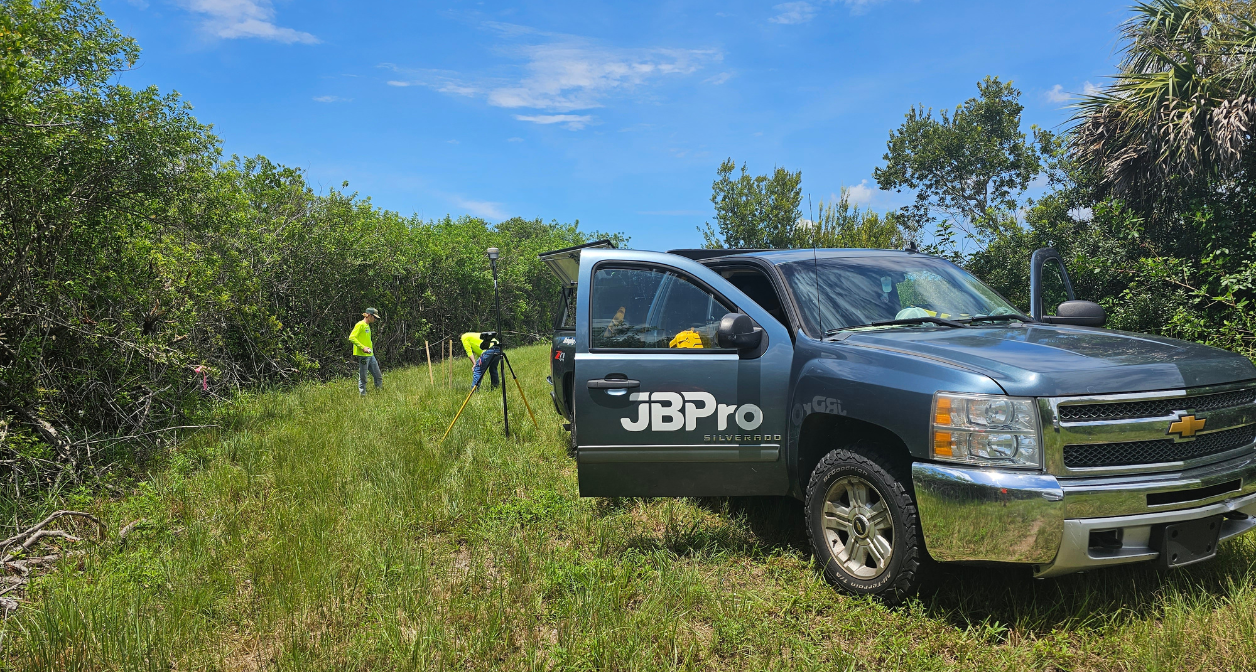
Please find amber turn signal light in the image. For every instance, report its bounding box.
[934,396,952,426]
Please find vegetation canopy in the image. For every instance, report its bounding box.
[0,0,615,515]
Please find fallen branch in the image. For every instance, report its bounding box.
[118,518,149,543]
[0,512,112,618]
[0,510,105,555]
[12,407,72,464]
[5,552,78,576]
[17,529,80,553]
[75,424,218,446]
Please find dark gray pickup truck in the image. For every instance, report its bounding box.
[539,242,1256,598]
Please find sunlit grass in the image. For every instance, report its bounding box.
[5,345,1256,670]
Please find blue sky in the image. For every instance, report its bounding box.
[104,0,1130,251]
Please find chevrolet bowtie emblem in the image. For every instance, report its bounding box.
[1168,413,1207,441]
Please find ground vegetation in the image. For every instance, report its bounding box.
[3,349,1254,670]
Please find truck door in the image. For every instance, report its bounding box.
[573,251,793,497]
[539,240,615,422]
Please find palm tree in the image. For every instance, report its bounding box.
[1072,0,1256,202]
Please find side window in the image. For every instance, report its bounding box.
[557,287,576,329]
[591,266,733,349]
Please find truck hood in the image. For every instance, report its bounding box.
[844,324,1256,397]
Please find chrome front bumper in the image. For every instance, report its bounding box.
[913,453,1256,576]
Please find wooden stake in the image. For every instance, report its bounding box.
[425,340,433,384]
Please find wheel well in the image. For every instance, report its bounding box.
[796,413,912,490]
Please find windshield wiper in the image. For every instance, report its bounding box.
[870,316,968,328]
[827,316,968,336]
[956,314,1030,324]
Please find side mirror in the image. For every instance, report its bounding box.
[1042,300,1106,327]
[717,312,764,354]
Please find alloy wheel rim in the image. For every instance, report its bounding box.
[821,475,894,580]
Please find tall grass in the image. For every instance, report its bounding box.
[4,345,1256,670]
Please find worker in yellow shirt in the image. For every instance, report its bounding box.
[349,308,383,396]
[462,331,502,390]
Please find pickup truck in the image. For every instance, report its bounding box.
[539,242,1256,598]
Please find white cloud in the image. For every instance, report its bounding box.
[771,0,887,23]
[385,77,478,96]
[839,0,888,14]
[383,32,717,130]
[770,2,817,24]
[313,95,349,103]
[446,139,459,144]
[438,83,479,96]
[514,114,594,130]
[177,0,318,44]
[704,72,733,85]
[452,197,507,220]
[1083,80,1102,95]
[847,179,875,205]
[485,44,717,112]
[1045,84,1070,103]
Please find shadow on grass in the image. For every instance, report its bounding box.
[598,495,810,558]
[920,538,1256,634]
[597,493,1256,633]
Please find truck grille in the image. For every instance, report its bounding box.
[1058,389,1256,422]
[1063,425,1256,468]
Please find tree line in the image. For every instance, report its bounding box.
[8,0,1255,508]
[703,0,1256,364]
[0,0,613,507]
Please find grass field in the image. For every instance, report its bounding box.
[5,344,1256,670]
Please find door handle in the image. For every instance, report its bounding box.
[587,378,640,389]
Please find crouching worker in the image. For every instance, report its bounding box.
[461,331,502,390]
[350,308,383,396]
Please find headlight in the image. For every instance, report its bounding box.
[931,392,1042,469]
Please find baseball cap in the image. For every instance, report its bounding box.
[364,308,380,317]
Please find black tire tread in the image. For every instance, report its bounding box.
[805,444,923,602]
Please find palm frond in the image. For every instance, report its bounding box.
[1070,0,1256,203]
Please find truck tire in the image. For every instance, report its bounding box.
[805,445,923,601]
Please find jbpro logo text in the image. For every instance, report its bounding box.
[620,392,763,432]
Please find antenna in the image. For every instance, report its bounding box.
[808,194,822,336]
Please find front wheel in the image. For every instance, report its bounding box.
[805,446,924,601]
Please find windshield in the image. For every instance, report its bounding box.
[778,255,1022,335]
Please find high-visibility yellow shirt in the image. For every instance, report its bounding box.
[349,320,373,356]
[463,332,500,358]
[669,329,704,349]
[461,332,484,359]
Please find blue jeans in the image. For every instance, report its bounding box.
[357,355,382,394]
[472,347,501,389]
